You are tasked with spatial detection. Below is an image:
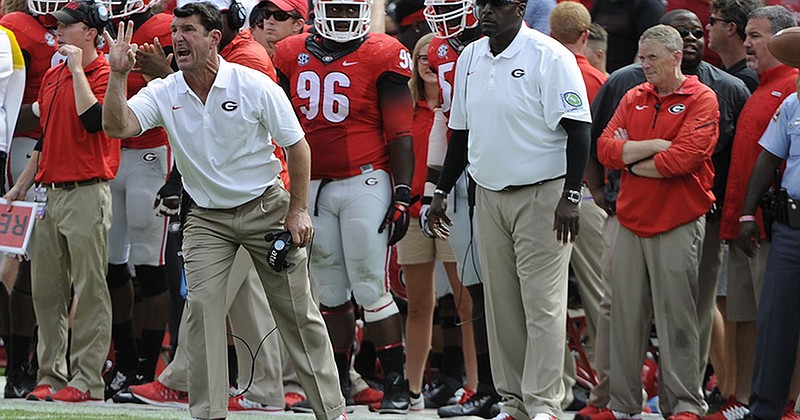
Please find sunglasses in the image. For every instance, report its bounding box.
[257,8,298,25]
[708,16,734,26]
[475,0,519,8]
[676,28,704,39]
[416,54,428,64]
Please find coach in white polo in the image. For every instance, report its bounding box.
[101,3,345,420]
[427,0,592,418]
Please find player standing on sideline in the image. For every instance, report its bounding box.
[273,0,415,412]
[99,0,174,401]
[421,0,500,417]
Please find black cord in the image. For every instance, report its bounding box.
[225,325,279,397]
[453,170,483,327]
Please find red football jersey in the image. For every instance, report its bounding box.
[0,12,61,139]
[274,33,413,180]
[427,36,460,117]
[123,12,173,149]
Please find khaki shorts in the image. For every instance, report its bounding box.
[725,241,769,322]
[396,218,457,265]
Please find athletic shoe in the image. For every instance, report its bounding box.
[424,377,460,408]
[706,389,728,414]
[668,412,701,420]
[409,392,425,411]
[26,384,54,401]
[4,364,36,399]
[532,414,558,420]
[129,381,188,408]
[332,414,348,420]
[285,391,306,408]
[784,401,800,420]
[577,405,614,419]
[228,394,283,412]
[369,371,409,414]
[701,397,749,420]
[492,413,514,420]
[438,391,502,418]
[48,386,100,403]
[352,385,383,405]
[104,370,139,401]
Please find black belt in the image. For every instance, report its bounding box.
[43,178,105,190]
[501,175,565,192]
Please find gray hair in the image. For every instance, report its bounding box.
[639,24,683,53]
[749,5,797,34]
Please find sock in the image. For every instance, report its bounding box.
[139,329,165,381]
[377,345,405,379]
[112,321,138,372]
[9,334,31,372]
[227,344,238,388]
[333,352,351,396]
[476,352,497,395]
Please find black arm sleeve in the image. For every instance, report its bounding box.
[277,70,292,99]
[79,102,103,133]
[436,129,468,194]
[560,118,591,191]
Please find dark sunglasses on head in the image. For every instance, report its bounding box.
[676,28,704,39]
[708,16,734,26]
[475,0,519,8]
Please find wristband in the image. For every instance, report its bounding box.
[739,215,756,223]
[31,102,40,118]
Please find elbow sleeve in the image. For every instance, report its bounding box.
[79,103,103,133]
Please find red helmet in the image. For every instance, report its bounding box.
[423,0,478,39]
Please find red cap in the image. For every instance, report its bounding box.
[263,0,308,20]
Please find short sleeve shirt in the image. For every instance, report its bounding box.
[128,58,305,209]
[759,94,800,199]
[448,24,591,191]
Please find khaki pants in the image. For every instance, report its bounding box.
[159,248,285,408]
[31,182,112,398]
[476,180,570,419]
[181,186,344,420]
[609,218,707,416]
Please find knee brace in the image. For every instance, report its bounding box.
[107,263,132,289]
[362,293,399,323]
[134,265,168,298]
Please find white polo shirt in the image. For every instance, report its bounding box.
[449,24,591,191]
[128,57,305,209]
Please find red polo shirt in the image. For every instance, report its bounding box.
[598,76,719,237]
[36,53,120,183]
[720,64,798,240]
[220,32,277,82]
[576,53,607,104]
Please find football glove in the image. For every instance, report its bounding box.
[379,185,416,246]
[153,170,182,217]
[418,196,437,239]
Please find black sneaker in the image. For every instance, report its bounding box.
[111,374,147,404]
[105,369,139,401]
[437,392,502,419]
[423,377,461,408]
[369,371,409,414]
[4,364,36,399]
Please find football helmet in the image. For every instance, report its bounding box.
[423,0,478,39]
[102,0,150,19]
[314,0,372,43]
[27,0,69,16]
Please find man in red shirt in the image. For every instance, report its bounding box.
[4,0,120,403]
[596,24,719,420]
[718,6,798,417]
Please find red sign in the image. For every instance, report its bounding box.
[0,200,38,255]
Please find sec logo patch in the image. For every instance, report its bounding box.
[437,43,449,59]
[298,53,310,66]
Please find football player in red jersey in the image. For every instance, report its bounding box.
[422,0,502,418]
[0,0,65,399]
[97,0,175,401]
[273,0,415,412]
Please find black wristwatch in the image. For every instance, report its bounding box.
[562,189,581,205]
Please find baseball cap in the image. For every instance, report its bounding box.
[177,0,233,11]
[49,1,109,28]
[260,0,307,20]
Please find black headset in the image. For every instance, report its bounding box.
[83,0,110,30]
[227,0,246,30]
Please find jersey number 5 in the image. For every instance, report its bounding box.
[297,71,350,123]
[437,62,455,114]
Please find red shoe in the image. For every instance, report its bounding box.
[701,396,749,420]
[228,394,283,412]
[784,400,800,420]
[129,381,188,408]
[457,387,476,404]
[47,386,99,403]
[668,412,701,420]
[285,391,306,408]
[352,386,383,405]
[578,408,620,420]
[576,405,612,419]
[26,384,54,401]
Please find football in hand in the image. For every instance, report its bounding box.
[768,27,800,68]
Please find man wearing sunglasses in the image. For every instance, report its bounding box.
[707,0,763,93]
[250,0,306,57]
[428,0,591,417]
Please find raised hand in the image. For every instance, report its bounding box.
[58,44,84,74]
[135,37,174,82]
[104,20,137,74]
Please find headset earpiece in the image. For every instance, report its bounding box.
[227,0,246,30]
[85,0,110,30]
